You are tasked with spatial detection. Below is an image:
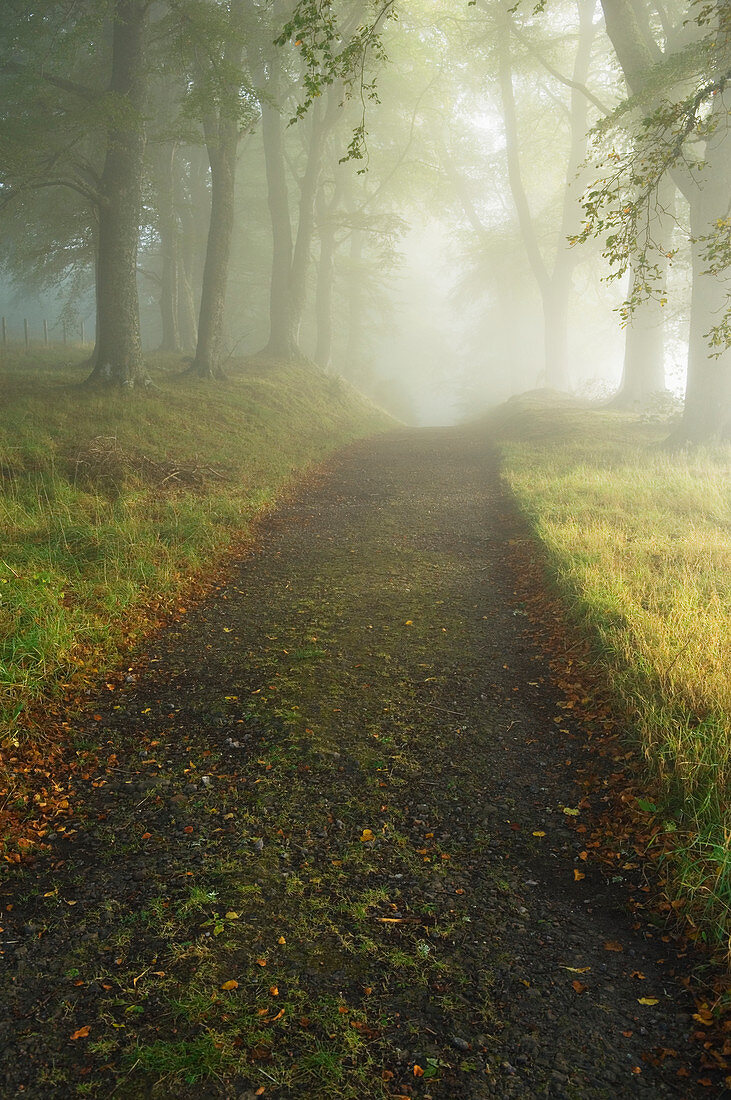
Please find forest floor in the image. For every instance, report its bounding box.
[0,426,727,1099]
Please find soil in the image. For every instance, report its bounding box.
[0,426,726,1098]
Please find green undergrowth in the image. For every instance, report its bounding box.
[488,392,731,953]
[0,349,392,753]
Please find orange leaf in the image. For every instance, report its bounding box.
[69,1025,91,1040]
[573,869,585,881]
[221,980,239,991]
[413,1065,424,1077]
[572,980,587,994]
[256,958,267,967]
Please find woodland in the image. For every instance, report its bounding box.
[0,3,731,1096]
[0,0,730,439]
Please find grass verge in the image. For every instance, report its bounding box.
[488,393,731,955]
[0,349,392,840]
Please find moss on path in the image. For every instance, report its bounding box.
[0,428,719,1097]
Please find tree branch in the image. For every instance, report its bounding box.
[510,25,612,116]
[2,58,100,102]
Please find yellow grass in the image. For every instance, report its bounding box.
[489,394,731,950]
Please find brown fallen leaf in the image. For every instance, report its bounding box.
[572,980,588,994]
[604,940,623,952]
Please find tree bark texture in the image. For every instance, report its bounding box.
[192,0,247,378]
[152,142,181,353]
[87,0,147,387]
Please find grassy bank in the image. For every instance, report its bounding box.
[0,350,392,762]
[488,394,731,953]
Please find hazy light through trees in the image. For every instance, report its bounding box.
[1,0,728,436]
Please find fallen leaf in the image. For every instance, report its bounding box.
[604,941,623,952]
[360,829,375,842]
[573,869,585,881]
[278,935,286,945]
[563,807,579,816]
[225,911,239,920]
[69,1025,91,1040]
[638,998,659,1006]
[221,980,239,991]
[256,958,267,967]
[572,980,588,994]
[532,831,546,837]
[563,966,591,974]
[269,986,279,996]
[413,1065,424,1077]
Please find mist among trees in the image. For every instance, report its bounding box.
[1,0,729,440]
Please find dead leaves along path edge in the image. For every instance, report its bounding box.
[0,426,724,1098]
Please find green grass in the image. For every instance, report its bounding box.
[0,348,392,762]
[488,393,731,953]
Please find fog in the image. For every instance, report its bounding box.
[1,0,728,438]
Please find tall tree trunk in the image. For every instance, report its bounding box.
[177,146,210,352]
[677,174,731,441]
[612,260,667,406]
[153,142,181,353]
[191,1,246,378]
[344,225,365,381]
[314,178,343,370]
[87,0,147,387]
[290,97,337,344]
[192,118,239,377]
[256,49,298,360]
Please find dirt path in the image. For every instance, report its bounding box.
[0,427,721,1098]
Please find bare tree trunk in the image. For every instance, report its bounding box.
[344,225,365,380]
[677,180,731,441]
[256,49,299,360]
[152,142,181,353]
[290,96,338,345]
[87,0,147,387]
[177,147,209,352]
[612,261,667,407]
[314,179,343,369]
[191,0,246,378]
[192,118,238,377]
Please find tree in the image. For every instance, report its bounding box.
[1,0,150,387]
[582,0,731,439]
